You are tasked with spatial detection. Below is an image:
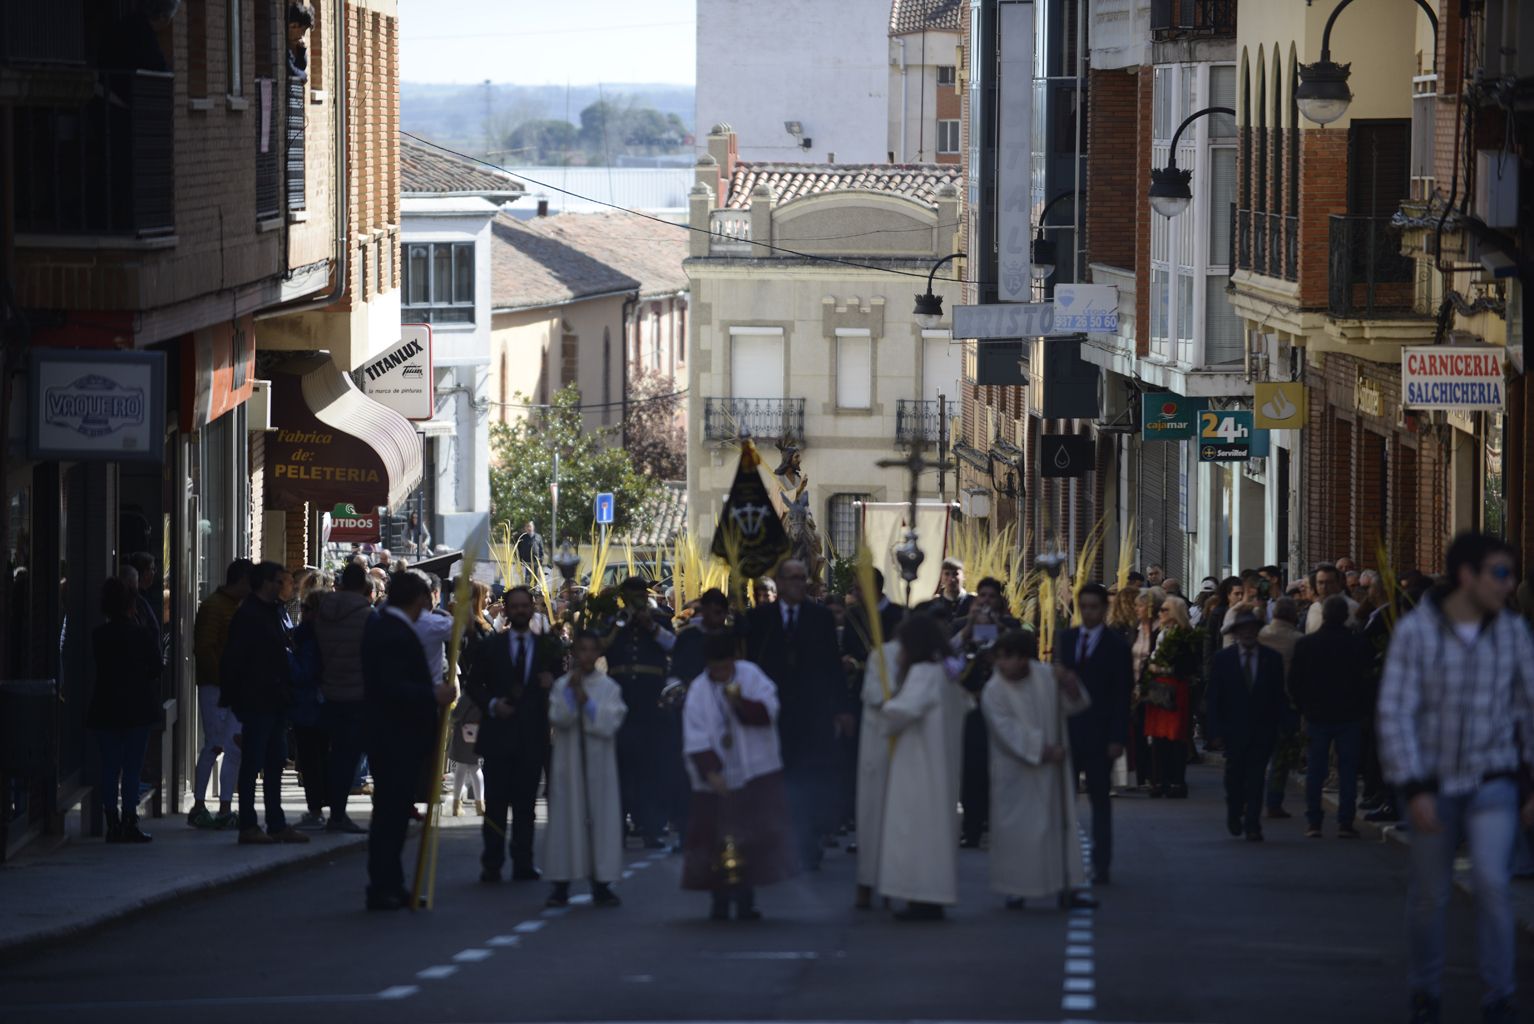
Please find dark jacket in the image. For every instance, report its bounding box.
[87,619,162,730]
[741,599,842,767]
[1206,643,1289,751]
[312,589,374,703]
[361,609,438,756]
[1289,623,1376,725]
[465,628,564,760]
[220,595,293,716]
[513,531,545,566]
[1056,625,1134,754]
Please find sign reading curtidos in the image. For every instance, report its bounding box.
[1401,347,1505,411]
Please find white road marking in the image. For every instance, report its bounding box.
[1063,978,1096,992]
[1067,929,1093,942]
[713,951,822,960]
[377,986,419,1000]
[541,907,571,919]
[1064,958,1095,975]
[415,966,459,980]
[622,870,636,878]
[1062,994,1098,1012]
[486,935,522,947]
[1066,945,1094,957]
[571,893,594,905]
[453,949,493,963]
[631,861,651,870]
[514,920,546,933]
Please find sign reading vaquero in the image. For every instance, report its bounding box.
[1401,347,1504,411]
[29,350,165,462]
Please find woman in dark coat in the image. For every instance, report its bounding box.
[89,575,163,843]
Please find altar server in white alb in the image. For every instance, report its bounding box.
[877,613,970,921]
[981,629,1096,909]
[544,632,627,908]
[855,637,900,909]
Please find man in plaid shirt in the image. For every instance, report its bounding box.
[1378,532,1534,1024]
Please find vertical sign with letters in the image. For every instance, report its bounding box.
[996,2,1034,300]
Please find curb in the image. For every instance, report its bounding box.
[0,833,370,961]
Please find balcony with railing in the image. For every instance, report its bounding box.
[896,399,943,446]
[1,0,85,65]
[703,397,805,442]
[1327,215,1416,317]
[708,210,752,256]
[1150,0,1235,37]
[14,69,174,236]
[285,74,306,212]
[1233,208,1298,283]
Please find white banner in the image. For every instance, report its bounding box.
[362,323,434,420]
[996,2,1035,301]
[1401,346,1505,411]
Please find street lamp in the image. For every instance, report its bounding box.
[1148,106,1235,218]
[912,252,965,329]
[553,540,581,583]
[1029,191,1082,281]
[1296,0,1438,125]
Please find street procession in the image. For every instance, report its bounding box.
[3,0,1534,1023]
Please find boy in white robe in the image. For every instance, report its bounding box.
[855,638,900,908]
[981,629,1094,909]
[545,632,628,908]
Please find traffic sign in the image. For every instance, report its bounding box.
[594,492,615,525]
[1198,410,1254,462]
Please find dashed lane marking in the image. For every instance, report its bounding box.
[1064,959,1095,975]
[514,919,546,933]
[453,949,493,963]
[377,986,419,1000]
[486,935,522,947]
[415,966,460,980]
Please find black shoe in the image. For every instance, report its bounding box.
[1409,991,1441,1024]
[366,892,406,911]
[479,867,502,883]
[1245,828,1264,842]
[512,866,542,882]
[326,814,368,835]
[709,894,730,921]
[1005,896,1026,910]
[1149,786,1165,799]
[118,816,153,843]
[1168,784,1189,799]
[1481,997,1515,1024]
[546,882,570,907]
[593,884,622,908]
[1226,816,1243,837]
[735,904,762,921]
[1366,804,1401,823]
[1063,890,1098,910]
[1265,806,1292,820]
[894,902,945,921]
[1337,825,1360,839]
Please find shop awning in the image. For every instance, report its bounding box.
[265,354,423,512]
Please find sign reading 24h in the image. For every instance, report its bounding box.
[1198,410,1254,462]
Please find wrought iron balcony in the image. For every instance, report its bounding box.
[896,399,943,446]
[15,69,174,236]
[702,397,805,442]
[1328,215,1415,317]
[1234,208,1298,283]
[1,0,85,65]
[1150,0,1235,37]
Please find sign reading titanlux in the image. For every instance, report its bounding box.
[996,1,1035,300]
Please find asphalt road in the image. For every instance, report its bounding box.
[2,765,1528,1024]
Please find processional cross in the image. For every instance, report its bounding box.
[876,444,955,601]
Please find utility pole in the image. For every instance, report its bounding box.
[551,451,560,556]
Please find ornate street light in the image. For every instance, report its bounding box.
[912,252,966,329]
[553,540,581,583]
[1149,106,1235,218]
[1029,191,1082,281]
[1296,0,1438,125]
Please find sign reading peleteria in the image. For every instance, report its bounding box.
[1401,347,1505,411]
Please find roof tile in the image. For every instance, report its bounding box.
[401,135,525,197]
[725,161,963,210]
[890,0,963,34]
[491,210,689,311]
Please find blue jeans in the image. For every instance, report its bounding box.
[1407,777,1520,1004]
[1306,721,1361,828]
[236,710,289,833]
[95,727,150,817]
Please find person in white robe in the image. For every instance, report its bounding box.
[981,629,1094,908]
[855,638,900,907]
[544,633,627,908]
[877,614,971,920]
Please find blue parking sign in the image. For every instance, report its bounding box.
[594,492,615,525]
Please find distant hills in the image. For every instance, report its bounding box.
[402,82,694,161]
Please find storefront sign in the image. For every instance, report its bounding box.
[996,1,1035,299]
[1356,374,1384,417]
[29,349,166,462]
[1254,382,1306,429]
[326,502,381,544]
[954,303,1064,340]
[182,318,255,431]
[1040,433,1093,478]
[1052,284,1119,333]
[1140,393,1204,441]
[361,324,433,420]
[1197,409,1253,462]
[975,340,1028,386]
[1401,346,1505,411]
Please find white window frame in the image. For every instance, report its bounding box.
[402,240,476,325]
[937,119,961,155]
[937,64,957,87]
[834,327,873,410]
[728,326,784,401]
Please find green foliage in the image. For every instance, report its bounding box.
[828,556,857,598]
[489,386,660,546]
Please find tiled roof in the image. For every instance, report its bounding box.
[491,210,689,311]
[725,162,963,210]
[401,135,525,197]
[890,0,963,34]
[629,482,687,547]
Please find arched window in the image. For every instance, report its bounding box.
[1239,49,1251,214]
[1271,45,1283,218]
[1288,45,1300,215]
[1255,47,1267,215]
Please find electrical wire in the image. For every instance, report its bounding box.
[489,388,687,412]
[402,131,980,285]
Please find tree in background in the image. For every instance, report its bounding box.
[623,369,686,481]
[490,386,660,543]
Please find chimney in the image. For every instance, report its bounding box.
[707,123,738,207]
[536,198,549,217]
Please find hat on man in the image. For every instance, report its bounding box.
[1221,608,1264,635]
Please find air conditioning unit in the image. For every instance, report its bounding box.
[247,379,274,431]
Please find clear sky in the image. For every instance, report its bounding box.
[399,0,696,84]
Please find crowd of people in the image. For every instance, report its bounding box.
[82,531,1534,1023]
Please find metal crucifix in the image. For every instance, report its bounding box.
[877,444,955,600]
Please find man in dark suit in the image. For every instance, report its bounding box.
[466,585,562,881]
[1206,608,1289,842]
[360,570,455,910]
[742,558,842,870]
[1056,582,1132,884]
[607,576,676,849]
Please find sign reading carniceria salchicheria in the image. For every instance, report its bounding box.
[1401,347,1505,411]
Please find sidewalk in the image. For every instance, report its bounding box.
[0,770,483,957]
